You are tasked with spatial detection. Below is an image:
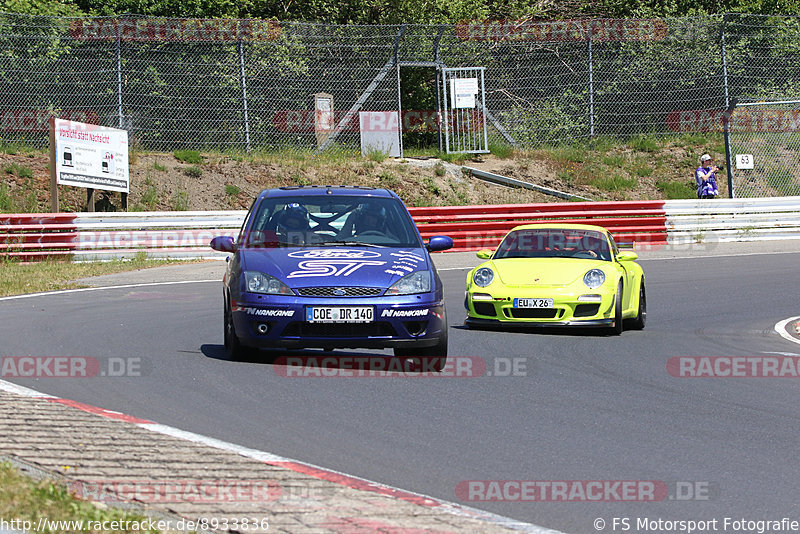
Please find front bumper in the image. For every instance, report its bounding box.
[232,293,446,350]
[465,286,615,326]
[465,317,613,328]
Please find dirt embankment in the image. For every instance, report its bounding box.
[0,141,721,212]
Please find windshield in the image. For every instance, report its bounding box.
[494,229,612,261]
[241,194,422,248]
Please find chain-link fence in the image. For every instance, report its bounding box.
[1,13,800,183]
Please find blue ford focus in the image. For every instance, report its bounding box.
[210,186,453,368]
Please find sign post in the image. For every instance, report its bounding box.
[49,118,129,211]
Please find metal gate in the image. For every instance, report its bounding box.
[441,67,489,154]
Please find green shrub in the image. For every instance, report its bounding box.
[225,184,241,196]
[591,175,637,191]
[365,147,389,163]
[184,165,203,178]
[489,142,514,159]
[628,135,659,152]
[174,149,204,164]
[657,179,696,199]
[170,190,189,211]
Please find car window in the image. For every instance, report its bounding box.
[243,195,422,248]
[494,229,611,261]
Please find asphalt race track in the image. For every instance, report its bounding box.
[2,252,800,533]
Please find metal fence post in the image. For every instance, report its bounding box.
[720,14,735,198]
[238,40,251,152]
[116,20,123,129]
[587,29,594,139]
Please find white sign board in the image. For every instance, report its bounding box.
[54,118,129,193]
[735,154,754,170]
[359,111,400,158]
[450,78,479,109]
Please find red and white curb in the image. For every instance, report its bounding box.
[775,316,800,346]
[0,379,560,534]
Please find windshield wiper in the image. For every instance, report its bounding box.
[317,240,386,248]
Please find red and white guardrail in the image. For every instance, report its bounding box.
[2,197,799,261]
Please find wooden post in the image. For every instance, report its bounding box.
[48,116,58,212]
[86,188,95,212]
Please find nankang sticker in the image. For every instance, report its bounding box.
[288,249,382,259]
[241,308,295,317]
[381,309,430,318]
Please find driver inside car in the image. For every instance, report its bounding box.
[337,203,391,239]
[273,203,311,244]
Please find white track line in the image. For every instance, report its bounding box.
[774,316,800,346]
[0,378,560,534]
[0,280,219,302]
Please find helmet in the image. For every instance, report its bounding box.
[276,203,309,234]
[354,203,386,233]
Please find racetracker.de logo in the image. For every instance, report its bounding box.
[68,479,281,503]
[666,108,800,133]
[274,356,485,377]
[1,356,146,378]
[68,18,281,42]
[1,110,99,132]
[667,356,800,377]
[455,480,713,502]
[455,480,667,501]
[272,110,484,133]
[455,18,668,42]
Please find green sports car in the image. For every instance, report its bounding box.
[464,223,645,334]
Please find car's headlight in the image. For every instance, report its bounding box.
[473,267,494,287]
[583,268,606,289]
[244,271,294,295]
[386,271,431,295]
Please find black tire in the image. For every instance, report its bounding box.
[224,299,256,361]
[393,318,448,372]
[610,281,623,336]
[628,280,646,330]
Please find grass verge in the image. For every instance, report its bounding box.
[0,256,190,297]
[0,461,173,534]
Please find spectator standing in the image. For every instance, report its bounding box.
[695,154,719,199]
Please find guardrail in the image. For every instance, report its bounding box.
[0,211,244,262]
[665,196,800,244]
[2,197,799,261]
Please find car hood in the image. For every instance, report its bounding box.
[240,246,431,288]
[491,257,609,286]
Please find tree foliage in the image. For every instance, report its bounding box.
[4,0,798,20]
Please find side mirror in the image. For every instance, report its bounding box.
[476,249,493,259]
[617,251,638,262]
[210,235,236,253]
[427,235,454,252]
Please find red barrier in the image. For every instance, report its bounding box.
[409,200,667,252]
[0,200,668,260]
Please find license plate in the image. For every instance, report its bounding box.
[306,306,374,323]
[514,298,554,308]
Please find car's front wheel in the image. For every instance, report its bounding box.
[394,323,448,372]
[224,299,256,361]
[610,281,624,336]
[627,280,646,330]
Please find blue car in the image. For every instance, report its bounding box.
[210,186,453,368]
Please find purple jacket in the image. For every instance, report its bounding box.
[695,166,718,197]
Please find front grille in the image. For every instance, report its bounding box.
[472,302,497,317]
[282,322,396,337]
[296,286,383,297]
[573,304,600,318]
[508,308,560,319]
